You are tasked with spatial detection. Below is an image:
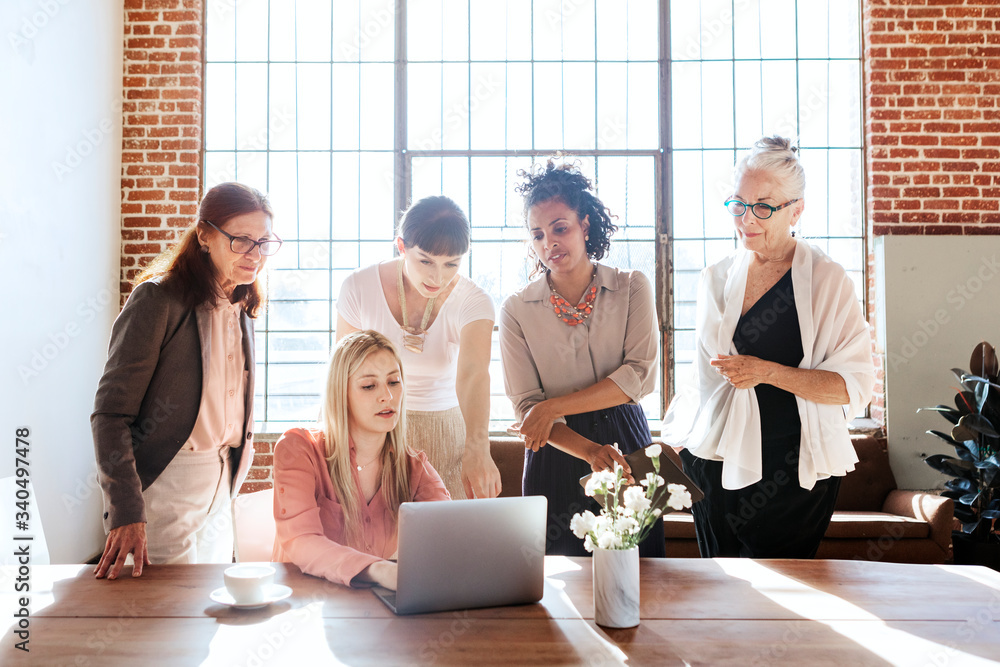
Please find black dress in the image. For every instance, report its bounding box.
[680,269,841,558]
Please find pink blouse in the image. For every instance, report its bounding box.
[271,427,450,587]
[184,299,246,451]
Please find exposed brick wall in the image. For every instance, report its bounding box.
[865,0,1000,236]
[120,0,203,305]
[242,434,277,494]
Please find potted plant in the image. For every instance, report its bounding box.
[919,341,1000,570]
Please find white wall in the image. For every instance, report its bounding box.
[876,235,1000,490]
[0,0,123,562]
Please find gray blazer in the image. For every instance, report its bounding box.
[91,279,256,532]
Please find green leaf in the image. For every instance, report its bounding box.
[958,492,980,506]
[958,413,999,438]
[918,406,962,425]
[970,341,999,380]
[955,391,977,415]
[925,454,977,481]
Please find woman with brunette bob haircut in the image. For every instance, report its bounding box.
[336,195,500,501]
[92,182,280,579]
[272,331,450,590]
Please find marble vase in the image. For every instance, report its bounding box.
[592,545,640,628]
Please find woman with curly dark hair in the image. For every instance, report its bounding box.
[499,159,664,556]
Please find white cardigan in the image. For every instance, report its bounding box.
[662,239,876,490]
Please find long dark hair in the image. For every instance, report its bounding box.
[515,158,618,276]
[137,182,273,317]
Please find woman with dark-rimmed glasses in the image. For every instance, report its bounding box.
[663,136,875,558]
[92,182,281,579]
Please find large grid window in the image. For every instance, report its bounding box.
[204,0,865,433]
[668,0,865,400]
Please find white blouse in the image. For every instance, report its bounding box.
[336,263,495,412]
[661,239,876,490]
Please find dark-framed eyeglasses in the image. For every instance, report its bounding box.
[724,199,800,220]
[203,220,283,256]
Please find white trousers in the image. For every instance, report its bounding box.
[142,447,234,564]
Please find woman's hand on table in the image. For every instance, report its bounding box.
[95,522,150,580]
[710,354,772,390]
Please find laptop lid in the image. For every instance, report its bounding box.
[375,496,547,615]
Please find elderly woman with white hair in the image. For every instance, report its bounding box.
[663,136,875,559]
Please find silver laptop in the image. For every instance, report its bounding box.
[372,496,547,615]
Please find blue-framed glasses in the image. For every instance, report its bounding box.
[725,199,800,220]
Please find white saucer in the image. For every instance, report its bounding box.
[210,584,292,609]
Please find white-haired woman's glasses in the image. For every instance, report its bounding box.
[724,198,799,220]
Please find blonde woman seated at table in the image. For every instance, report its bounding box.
[272,331,450,589]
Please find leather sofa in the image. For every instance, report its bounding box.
[491,434,954,563]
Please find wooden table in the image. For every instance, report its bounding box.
[2,558,999,665]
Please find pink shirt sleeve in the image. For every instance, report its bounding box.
[271,429,381,587]
[409,449,451,502]
[271,429,450,587]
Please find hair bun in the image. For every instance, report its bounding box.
[755,134,799,157]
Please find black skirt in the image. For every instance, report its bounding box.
[522,403,665,557]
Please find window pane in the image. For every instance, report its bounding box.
[234,0,267,61]
[533,62,563,148]
[469,63,508,150]
[359,64,394,150]
[408,64,443,151]
[359,0,395,61]
[205,1,236,61]
[564,62,596,150]
[596,0,628,61]
[408,0,443,61]
[205,63,235,150]
[297,64,332,150]
[626,0,658,61]
[332,64,361,150]
[671,62,702,149]
[561,0,596,62]
[532,0,564,62]
[627,62,659,149]
[236,64,268,152]
[358,152,395,239]
[297,153,331,240]
[296,0,332,61]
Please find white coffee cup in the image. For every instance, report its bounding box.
[224,564,275,605]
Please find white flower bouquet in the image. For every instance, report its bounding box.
[570,444,693,552]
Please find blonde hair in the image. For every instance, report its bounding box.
[735,135,806,200]
[319,330,412,545]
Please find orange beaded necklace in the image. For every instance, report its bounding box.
[548,269,598,326]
